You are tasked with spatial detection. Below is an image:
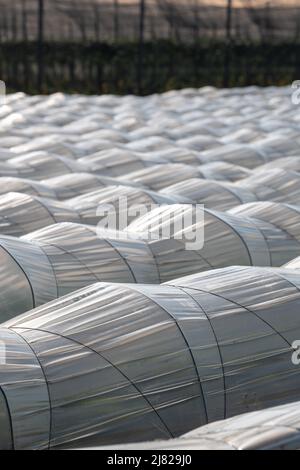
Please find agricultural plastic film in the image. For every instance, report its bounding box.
[197,162,252,182]
[198,144,265,169]
[254,156,300,174]
[78,148,157,177]
[0,265,300,449]
[0,173,144,201]
[42,173,128,199]
[284,256,300,270]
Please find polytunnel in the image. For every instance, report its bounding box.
[175,135,222,152]
[0,161,32,178]
[1,201,300,320]
[138,147,201,166]
[0,223,159,321]
[197,162,252,182]
[251,135,300,159]
[229,201,300,243]
[125,135,174,152]
[0,187,190,238]
[220,127,263,144]
[65,185,190,226]
[0,177,61,199]
[254,156,300,174]
[0,265,300,449]
[0,192,80,236]
[74,137,122,155]
[78,148,162,177]
[160,178,256,210]
[0,173,138,201]
[199,144,265,169]
[97,400,300,450]
[41,173,134,200]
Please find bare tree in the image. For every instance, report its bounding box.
[37,0,45,92]
[246,0,276,43]
[114,0,120,42]
[88,0,102,42]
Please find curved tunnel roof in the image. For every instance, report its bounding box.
[0,265,299,449]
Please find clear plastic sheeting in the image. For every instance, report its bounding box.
[7,152,85,180]
[78,149,161,177]
[141,147,202,166]
[1,88,300,450]
[0,161,32,178]
[0,177,60,199]
[0,192,80,236]
[198,145,265,169]
[1,88,300,183]
[96,400,300,450]
[251,135,300,159]
[0,223,158,321]
[0,265,300,449]
[175,135,222,152]
[1,200,299,320]
[160,178,256,210]
[236,169,300,205]
[0,388,12,450]
[127,205,300,278]
[0,328,50,450]
[42,173,125,199]
[197,162,252,182]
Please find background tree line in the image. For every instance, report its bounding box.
[0,0,299,94]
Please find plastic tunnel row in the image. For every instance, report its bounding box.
[1,199,300,321]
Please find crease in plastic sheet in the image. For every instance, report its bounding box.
[0,192,80,236]
[0,328,50,450]
[236,169,300,205]
[160,178,256,211]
